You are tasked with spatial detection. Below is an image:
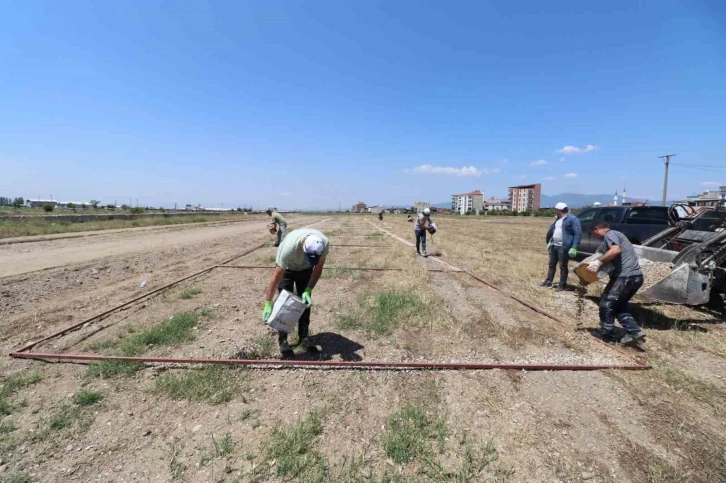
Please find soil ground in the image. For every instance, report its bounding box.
[1,215,724,482]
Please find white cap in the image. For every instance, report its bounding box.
[555,202,568,210]
[423,208,431,215]
[303,236,324,255]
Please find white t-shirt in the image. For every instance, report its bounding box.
[552,218,564,247]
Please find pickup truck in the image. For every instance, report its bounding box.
[575,206,673,255]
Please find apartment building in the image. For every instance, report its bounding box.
[507,183,541,212]
[451,190,484,215]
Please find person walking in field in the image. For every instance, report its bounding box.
[587,221,646,346]
[261,228,329,357]
[414,208,433,257]
[266,208,288,247]
[541,202,582,291]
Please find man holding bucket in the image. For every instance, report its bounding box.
[261,228,329,357]
[541,202,581,291]
[587,222,646,346]
[266,208,288,247]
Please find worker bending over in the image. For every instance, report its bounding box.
[588,222,646,346]
[414,208,432,257]
[266,208,288,247]
[262,228,329,357]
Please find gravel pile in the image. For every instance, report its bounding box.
[639,258,674,289]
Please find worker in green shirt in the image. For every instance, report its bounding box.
[261,228,329,358]
[266,208,288,247]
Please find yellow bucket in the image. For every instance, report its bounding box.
[574,262,601,285]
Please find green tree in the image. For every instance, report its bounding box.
[90,200,101,209]
[12,197,24,208]
[43,204,55,212]
[66,202,76,209]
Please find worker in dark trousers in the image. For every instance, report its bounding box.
[588,222,646,346]
[414,208,432,257]
[266,208,288,247]
[262,228,329,357]
[541,202,582,291]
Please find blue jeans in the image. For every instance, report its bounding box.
[545,246,570,288]
[599,275,644,335]
[415,229,426,254]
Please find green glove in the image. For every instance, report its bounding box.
[262,301,272,323]
[302,287,313,308]
[546,242,553,250]
[568,247,578,257]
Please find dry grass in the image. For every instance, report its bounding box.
[0,213,262,239]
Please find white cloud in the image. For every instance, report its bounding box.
[410,164,482,177]
[564,173,578,178]
[701,181,721,186]
[556,144,598,154]
[530,159,548,166]
[543,176,557,181]
[482,167,502,174]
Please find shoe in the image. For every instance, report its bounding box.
[554,285,567,292]
[279,340,294,358]
[273,243,280,247]
[593,330,617,345]
[422,251,428,257]
[297,336,321,354]
[621,332,646,346]
[539,281,553,288]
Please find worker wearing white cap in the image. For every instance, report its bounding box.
[541,202,582,291]
[262,228,329,357]
[414,207,433,257]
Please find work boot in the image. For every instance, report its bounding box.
[593,330,617,345]
[422,250,428,257]
[278,334,294,358]
[620,332,646,346]
[299,337,321,354]
[554,285,567,292]
[539,281,553,288]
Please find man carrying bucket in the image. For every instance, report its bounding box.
[266,208,288,247]
[261,228,329,357]
[587,222,646,346]
[414,208,433,257]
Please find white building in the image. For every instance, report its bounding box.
[451,190,484,215]
[483,197,510,211]
[413,201,430,213]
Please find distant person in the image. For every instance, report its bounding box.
[541,202,581,291]
[261,228,329,358]
[378,211,383,221]
[266,208,288,247]
[587,222,646,346]
[407,214,413,222]
[414,208,433,257]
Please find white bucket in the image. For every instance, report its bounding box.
[267,289,307,334]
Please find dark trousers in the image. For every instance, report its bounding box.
[415,229,427,254]
[545,246,570,287]
[277,267,313,345]
[599,275,644,335]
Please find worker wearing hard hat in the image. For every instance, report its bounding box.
[414,208,433,257]
[261,228,329,357]
[541,202,582,291]
[587,221,646,346]
[266,208,288,247]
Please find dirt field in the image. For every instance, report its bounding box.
[1,215,724,482]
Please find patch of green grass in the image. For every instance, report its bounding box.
[215,432,233,456]
[85,339,121,352]
[0,371,43,416]
[383,405,447,464]
[0,419,16,434]
[119,312,198,356]
[48,404,82,431]
[261,254,277,264]
[7,472,31,483]
[72,390,104,406]
[243,334,277,359]
[169,444,186,480]
[86,360,145,379]
[179,287,203,300]
[265,410,328,481]
[336,291,424,335]
[155,366,248,404]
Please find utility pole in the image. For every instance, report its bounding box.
[658,154,676,206]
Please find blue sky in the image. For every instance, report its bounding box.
[1,1,725,209]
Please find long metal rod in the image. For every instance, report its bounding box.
[15,243,268,353]
[8,352,649,371]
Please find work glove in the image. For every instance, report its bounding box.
[568,247,578,257]
[546,242,553,250]
[302,287,313,308]
[587,260,603,273]
[261,301,272,323]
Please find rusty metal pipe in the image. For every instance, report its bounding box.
[8,352,649,371]
[213,265,448,272]
[15,243,268,353]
